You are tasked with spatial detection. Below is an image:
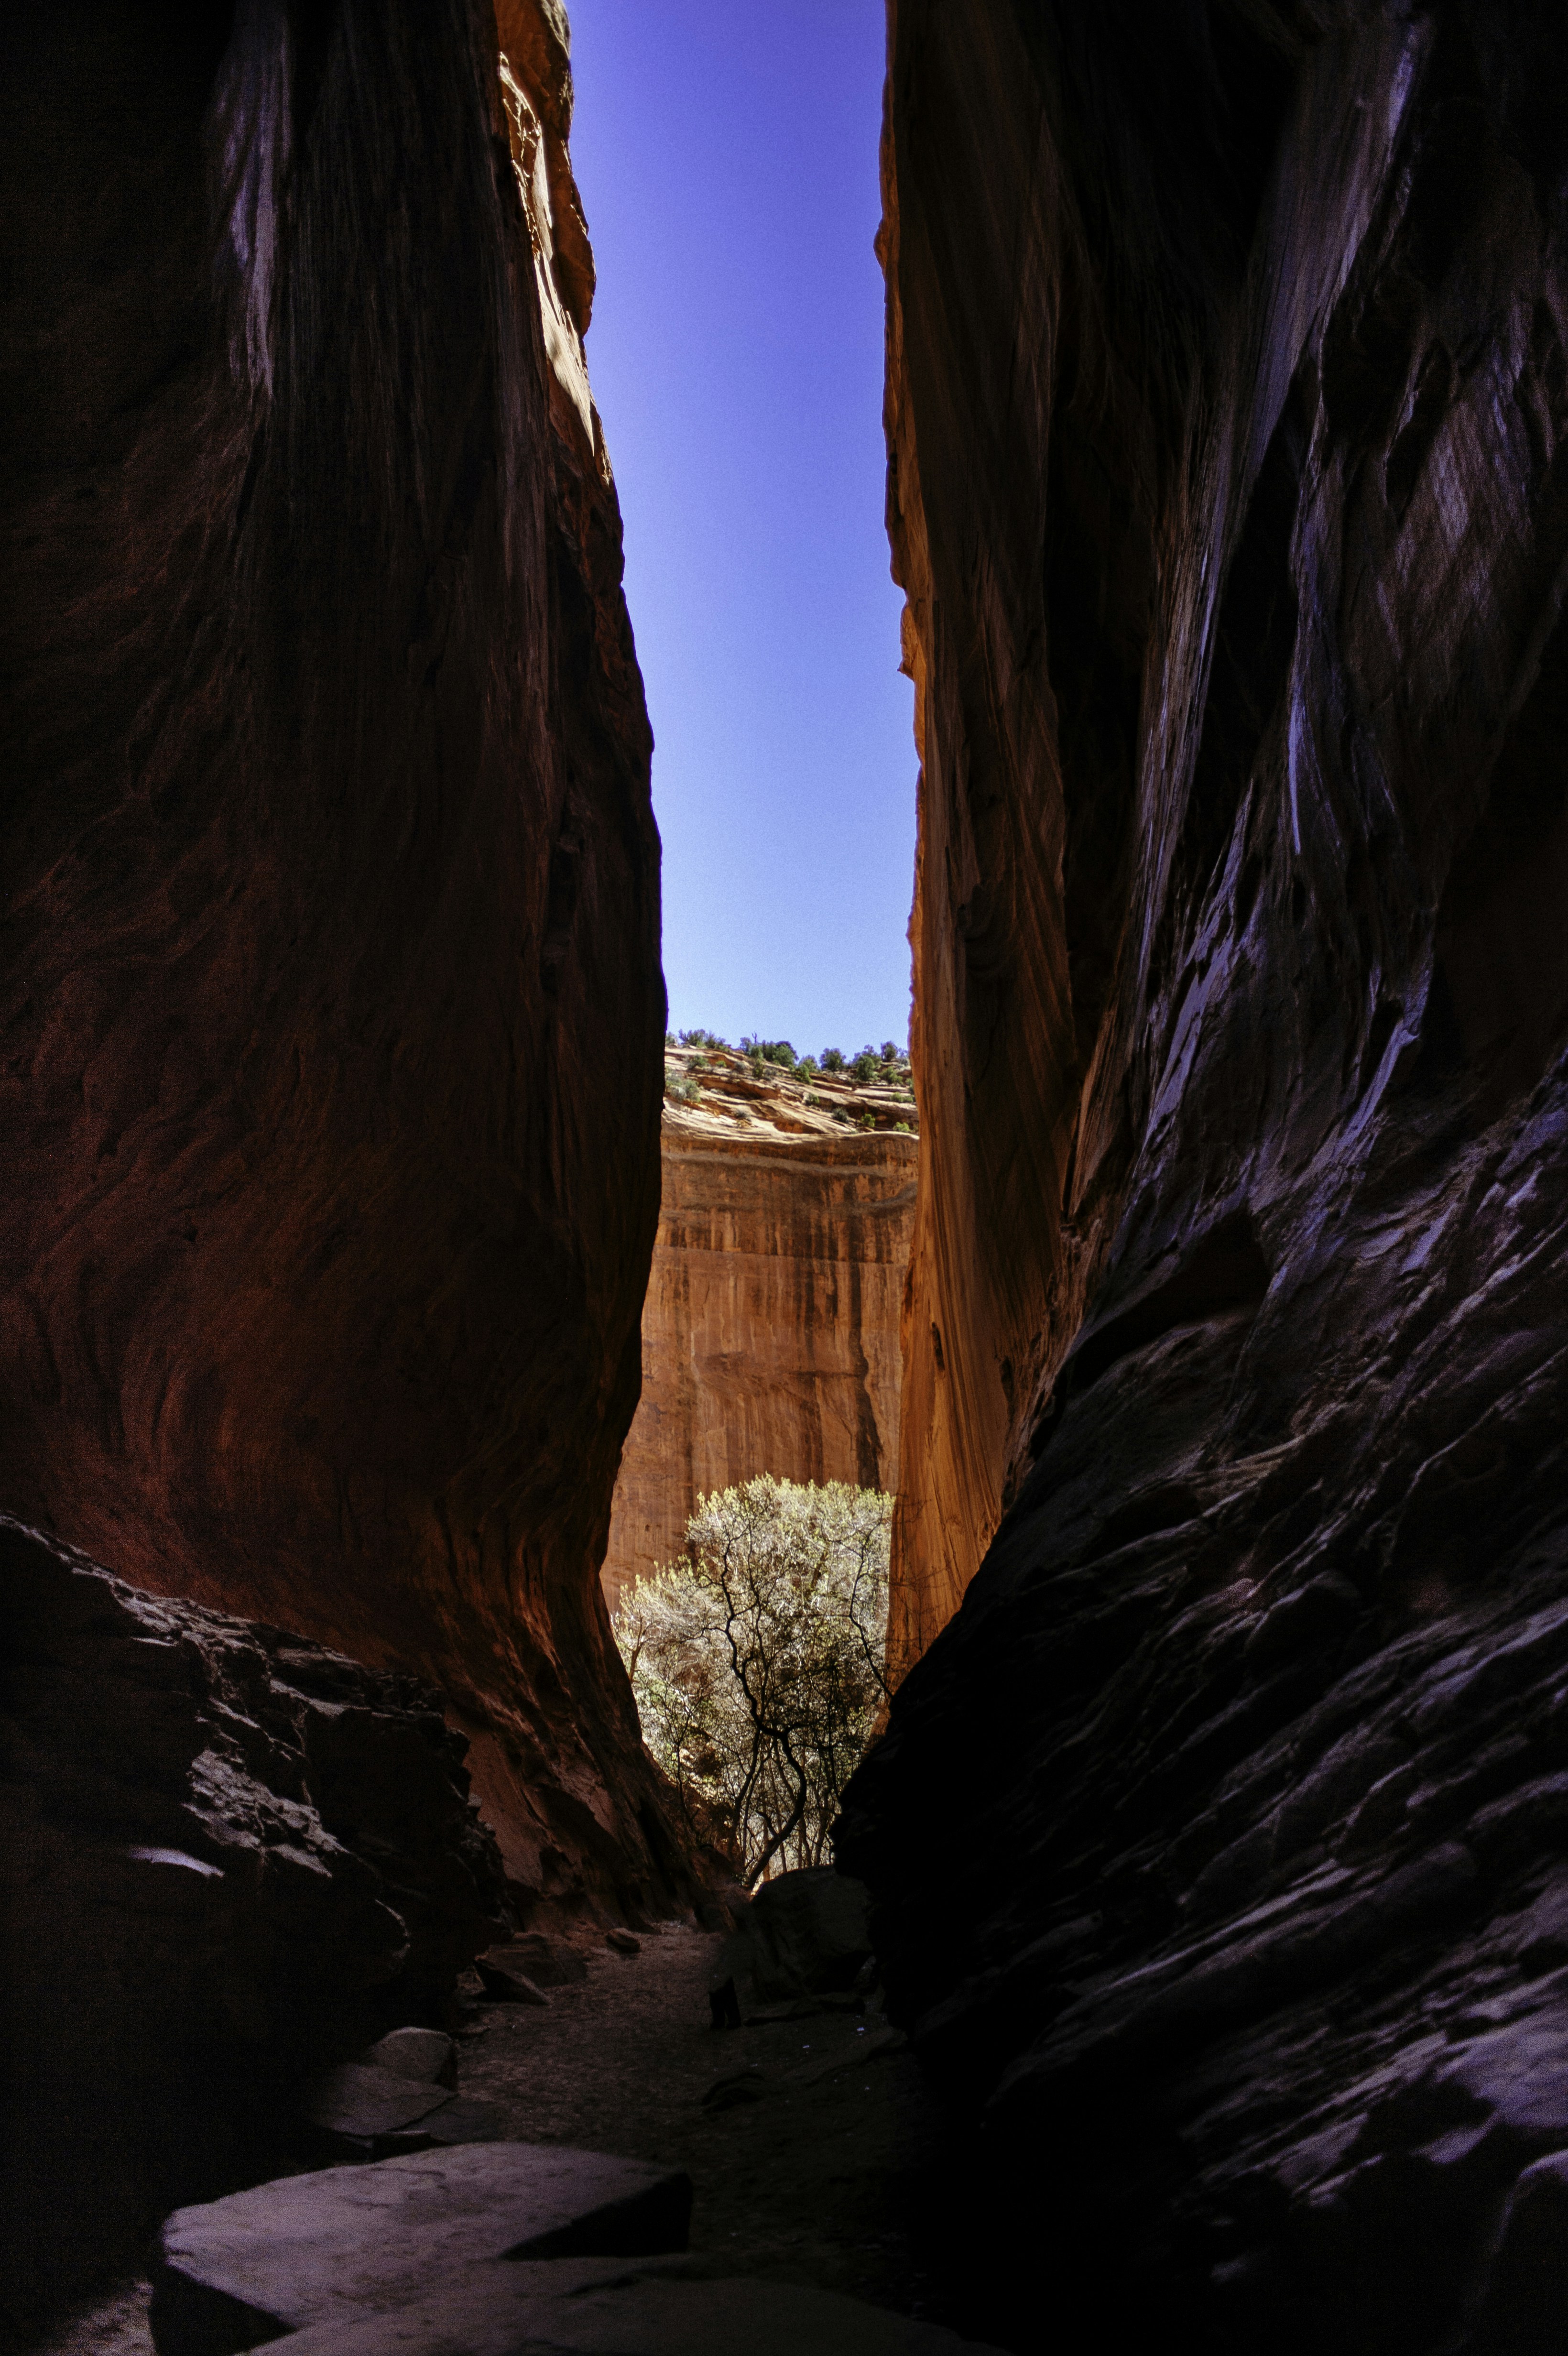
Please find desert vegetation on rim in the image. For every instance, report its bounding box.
[660,1034,916,1137]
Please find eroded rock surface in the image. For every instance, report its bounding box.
[0,3,672,1910]
[844,6,1568,2349]
[603,1051,917,1605]
[151,2144,695,2356]
[0,1515,506,2324]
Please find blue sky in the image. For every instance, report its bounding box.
[566,0,916,1059]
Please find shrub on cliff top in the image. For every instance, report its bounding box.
[741,1036,797,1069]
[612,1477,891,1886]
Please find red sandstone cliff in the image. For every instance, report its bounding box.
[603,1050,917,1605]
[0,1,676,1922]
[842,6,1568,2350]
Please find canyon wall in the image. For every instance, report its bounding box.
[1,1514,507,2323]
[602,1050,917,1605]
[0,0,680,1923]
[843,4,1568,2350]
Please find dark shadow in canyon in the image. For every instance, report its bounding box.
[845,3,1568,2351]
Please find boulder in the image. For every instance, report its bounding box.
[473,1960,549,2006]
[359,2032,458,2089]
[0,1517,506,2324]
[485,1934,588,1989]
[741,1869,872,2000]
[150,2146,695,2356]
[267,2258,1009,2356]
[301,2067,506,2162]
[707,1979,742,2031]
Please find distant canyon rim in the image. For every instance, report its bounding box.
[601,1044,916,1608]
[7,4,1568,2355]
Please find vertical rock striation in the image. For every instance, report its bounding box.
[844,6,1568,2349]
[0,2,676,1918]
[603,1056,917,1606]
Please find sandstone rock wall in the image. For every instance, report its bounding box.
[0,1514,506,2325]
[0,3,679,1919]
[602,1052,917,1605]
[844,6,1568,2350]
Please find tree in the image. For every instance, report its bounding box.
[612,1478,891,1885]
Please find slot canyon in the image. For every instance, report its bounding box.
[5,4,1568,2356]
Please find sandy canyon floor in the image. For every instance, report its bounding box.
[24,1924,959,2356]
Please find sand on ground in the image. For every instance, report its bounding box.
[22,1921,950,2356]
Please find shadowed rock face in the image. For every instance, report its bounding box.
[0,3,677,1915]
[844,5,1568,2349]
[603,1054,917,1606]
[0,1515,508,2324]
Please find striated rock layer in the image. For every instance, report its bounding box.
[844,6,1568,2350]
[0,3,679,1917]
[0,1515,507,2324]
[602,1051,917,1605]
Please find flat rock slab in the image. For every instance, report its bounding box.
[151,2146,693,2356]
[271,2258,1010,2356]
[302,2066,507,2161]
[359,2031,458,2086]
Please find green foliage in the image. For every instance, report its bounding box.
[664,1065,700,1104]
[670,1031,907,1088]
[740,1037,797,1069]
[894,1120,912,1134]
[613,1478,892,1885]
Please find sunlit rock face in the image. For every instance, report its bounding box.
[844,5,1568,2349]
[0,1,678,1921]
[602,1053,917,1605]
